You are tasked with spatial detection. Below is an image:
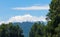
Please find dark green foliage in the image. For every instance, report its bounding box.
[0,23,24,37]
[29,22,45,37]
[46,0,60,37]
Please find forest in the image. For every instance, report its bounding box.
[0,0,60,37]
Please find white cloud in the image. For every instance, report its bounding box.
[0,21,4,25]
[8,14,47,22]
[0,14,47,25]
[12,5,49,10]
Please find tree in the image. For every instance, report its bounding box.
[0,23,24,37]
[29,22,45,37]
[46,0,60,37]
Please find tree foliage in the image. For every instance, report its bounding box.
[29,22,46,37]
[46,0,60,37]
[0,23,24,37]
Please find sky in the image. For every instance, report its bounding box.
[0,0,51,24]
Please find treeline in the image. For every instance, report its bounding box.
[0,23,24,37]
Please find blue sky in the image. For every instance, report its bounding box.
[0,0,51,23]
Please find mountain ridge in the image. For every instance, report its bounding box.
[13,22,34,37]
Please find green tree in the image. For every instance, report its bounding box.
[0,23,24,37]
[46,0,60,37]
[29,22,45,37]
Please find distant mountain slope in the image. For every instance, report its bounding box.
[13,22,34,37]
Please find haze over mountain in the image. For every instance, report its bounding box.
[13,22,34,37]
